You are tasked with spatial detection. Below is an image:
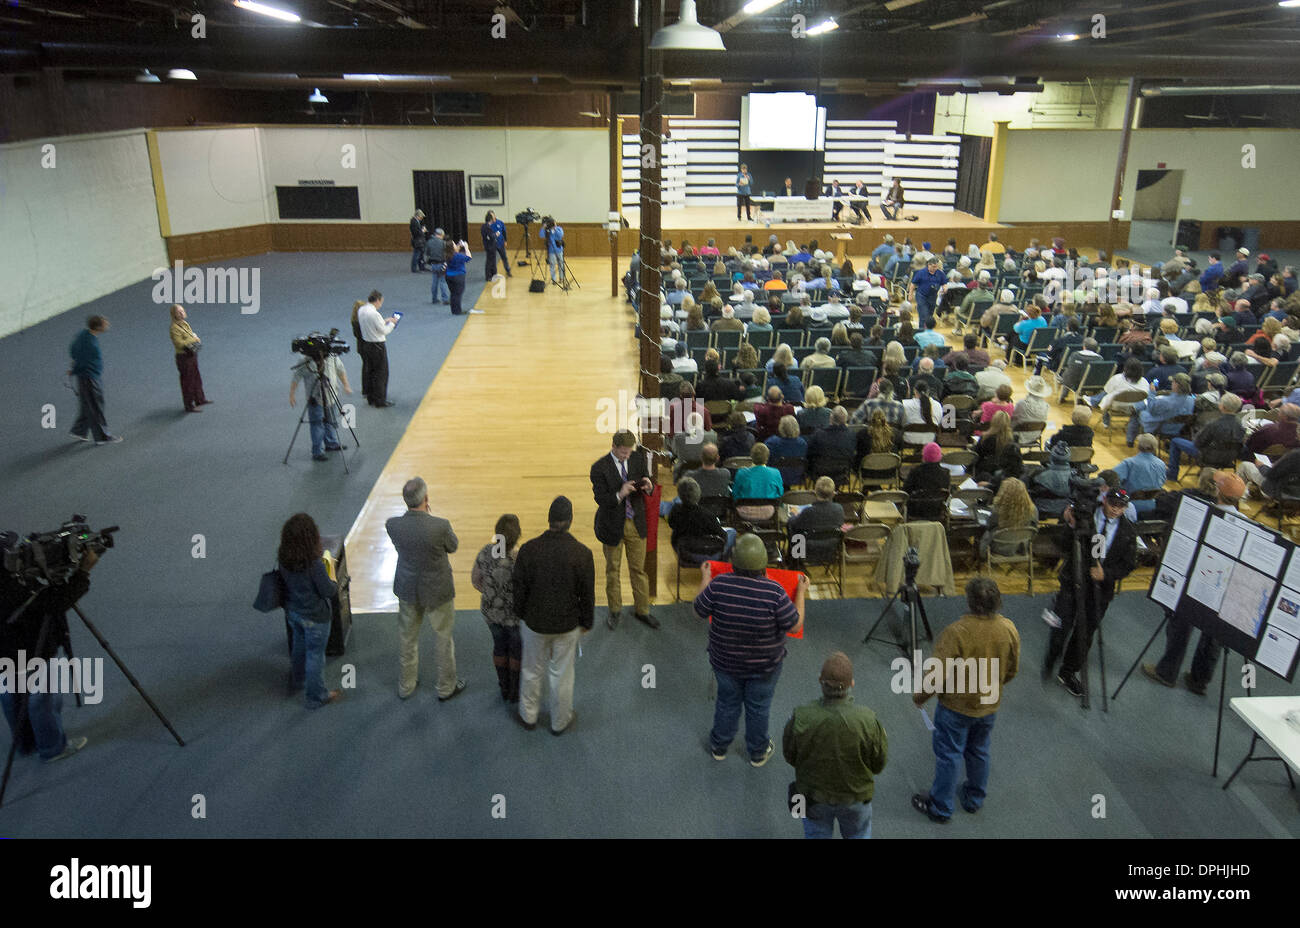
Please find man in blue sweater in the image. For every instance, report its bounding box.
[1199,253,1225,291]
[479,211,511,282]
[68,315,122,445]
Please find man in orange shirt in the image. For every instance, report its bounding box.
[764,271,788,291]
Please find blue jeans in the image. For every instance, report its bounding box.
[803,800,872,839]
[430,264,449,302]
[1125,403,1148,444]
[411,245,424,272]
[307,401,339,457]
[916,297,934,329]
[287,610,332,708]
[0,689,67,759]
[928,702,996,819]
[448,274,467,314]
[548,251,561,282]
[710,665,781,759]
[1166,437,1198,478]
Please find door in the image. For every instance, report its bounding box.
[412,170,467,243]
[1132,169,1184,249]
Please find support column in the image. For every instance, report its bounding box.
[982,120,1010,224]
[609,92,621,297]
[1105,78,1139,261]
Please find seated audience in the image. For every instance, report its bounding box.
[765,415,809,489]
[1165,392,1244,482]
[972,411,1023,486]
[1049,404,1095,448]
[669,477,733,566]
[797,385,832,433]
[1114,433,1171,511]
[979,477,1037,559]
[753,386,795,441]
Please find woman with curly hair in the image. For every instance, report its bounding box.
[471,514,523,702]
[979,476,1037,558]
[277,513,341,709]
[972,410,1023,485]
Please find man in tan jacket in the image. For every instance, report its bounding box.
[910,577,1019,824]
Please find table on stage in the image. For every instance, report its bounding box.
[1223,696,1300,790]
[752,196,869,222]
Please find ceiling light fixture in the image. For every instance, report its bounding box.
[930,12,988,29]
[742,0,784,13]
[650,0,725,51]
[135,69,161,83]
[232,1,302,23]
[167,68,197,80]
[807,18,839,35]
[1056,33,1080,41]
[308,87,328,104]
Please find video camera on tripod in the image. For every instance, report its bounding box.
[291,330,350,362]
[516,208,541,226]
[1,516,118,587]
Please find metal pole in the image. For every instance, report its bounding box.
[637,0,663,423]
[1105,77,1139,261]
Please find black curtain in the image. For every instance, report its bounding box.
[954,134,991,218]
[412,170,467,242]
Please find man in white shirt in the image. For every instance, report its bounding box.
[357,289,399,407]
[974,359,1012,403]
[671,342,698,375]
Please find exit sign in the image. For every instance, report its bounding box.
[1157,162,1166,169]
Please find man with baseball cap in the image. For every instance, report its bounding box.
[1043,488,1138,698]
[694,533,805,766]
[783,651,888,838]
[1142,471,1243,695]
[1224,247,1251,291]
[512,495,595,734]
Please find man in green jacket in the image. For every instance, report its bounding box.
[782,652,888,839]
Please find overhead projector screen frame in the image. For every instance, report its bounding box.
[741,92,826,151]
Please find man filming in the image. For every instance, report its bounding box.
[289,333,353,462]
[540,216,565,285]
[1042,488,1137,697]
[0,538,99,763]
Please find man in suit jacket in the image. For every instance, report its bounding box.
[409,209,427,272]
[1042,489,1138,697]
[781,176,797,198]
[850,180,872,223]
[590,431,657,629]
[825,180,846,221]
[512,495,595,734]
[385,477,465,701]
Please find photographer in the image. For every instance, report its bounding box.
[289,333,353,462]
[446,240,473,316]
[1042,488,1137,697]
[480,211,511,282]
[0,538,98,762]
[540,216,565,284]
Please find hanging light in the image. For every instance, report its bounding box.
[167,68,197,80]
[650,0,725,51]
[308,87,328,104]
[136,69,161,83]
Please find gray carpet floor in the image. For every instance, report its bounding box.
[0,252,1295,838]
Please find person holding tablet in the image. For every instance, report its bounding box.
[446,240,473,316]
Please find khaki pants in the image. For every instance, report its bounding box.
[603,517,649,615]
[1238,461,1268,496]
[396,598,457,698]
[519,625,580,731]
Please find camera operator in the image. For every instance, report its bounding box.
[540,216,565,284]
[289,333,353,462]
[1042,488,1137,697]
[480,211,511,282]
[0,538,98,763]
[357,290,399,407]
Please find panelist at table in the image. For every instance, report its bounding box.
[781,176,797,197]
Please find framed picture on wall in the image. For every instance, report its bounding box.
[469,174,504,206]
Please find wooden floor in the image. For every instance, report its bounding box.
[624,205,1003,234]
[345,253,1274,613]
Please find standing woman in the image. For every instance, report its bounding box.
[277,513,341,709]
[471,514,522,703]
[169,304,210,412]
[736,163,754,221]
[446,239,473,316]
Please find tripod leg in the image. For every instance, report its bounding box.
[318,378,352,474]
[71,606,185,747]
[864,589,903,647]
[1096,621,1108,713]
[1212,646,1229,777]
[916,593,933,640]
[282,397,314,465]
[1112,612,1168,701]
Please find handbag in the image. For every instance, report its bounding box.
[253,566,285,612]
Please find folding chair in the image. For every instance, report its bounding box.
[986,526,1037,593]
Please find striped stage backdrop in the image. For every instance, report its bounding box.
[623,118,959,211]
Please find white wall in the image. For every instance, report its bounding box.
[996,128,1300,223]
[154,126,608,231]
[0,131,168,338]
[933,81,1130,138]
[154,127,269,235]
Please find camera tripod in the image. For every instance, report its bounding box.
[554,251,581,293]
[513,221,535,267]
[0,590,185,807]
[864,556,934,655]
[283,357,360,472]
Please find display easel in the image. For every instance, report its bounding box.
[1127,496,1300,775]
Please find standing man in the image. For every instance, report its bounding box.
[736,163,754,221]
[909,256,946,330]
[783,651,888,838]
[540,216,565,284]
[480,211,511,281]
[694,533,805,766]
[289,338,352,462]
[385,477,465,702]
[1042,489,1137,697]
[169,304,212,413]
[357,290,398,407]
[591,431,657,629]
[410,208,428,272]
[69,315,122,445]
[912,577,1020,824]
[511,495,595,734]
[425,228,450,304]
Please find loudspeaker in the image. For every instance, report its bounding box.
[529,279,547,292]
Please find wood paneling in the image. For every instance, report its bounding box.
[1192,220,1300,252]
[166,224,273,264]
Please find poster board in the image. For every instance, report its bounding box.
[1148,496,1299,683]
